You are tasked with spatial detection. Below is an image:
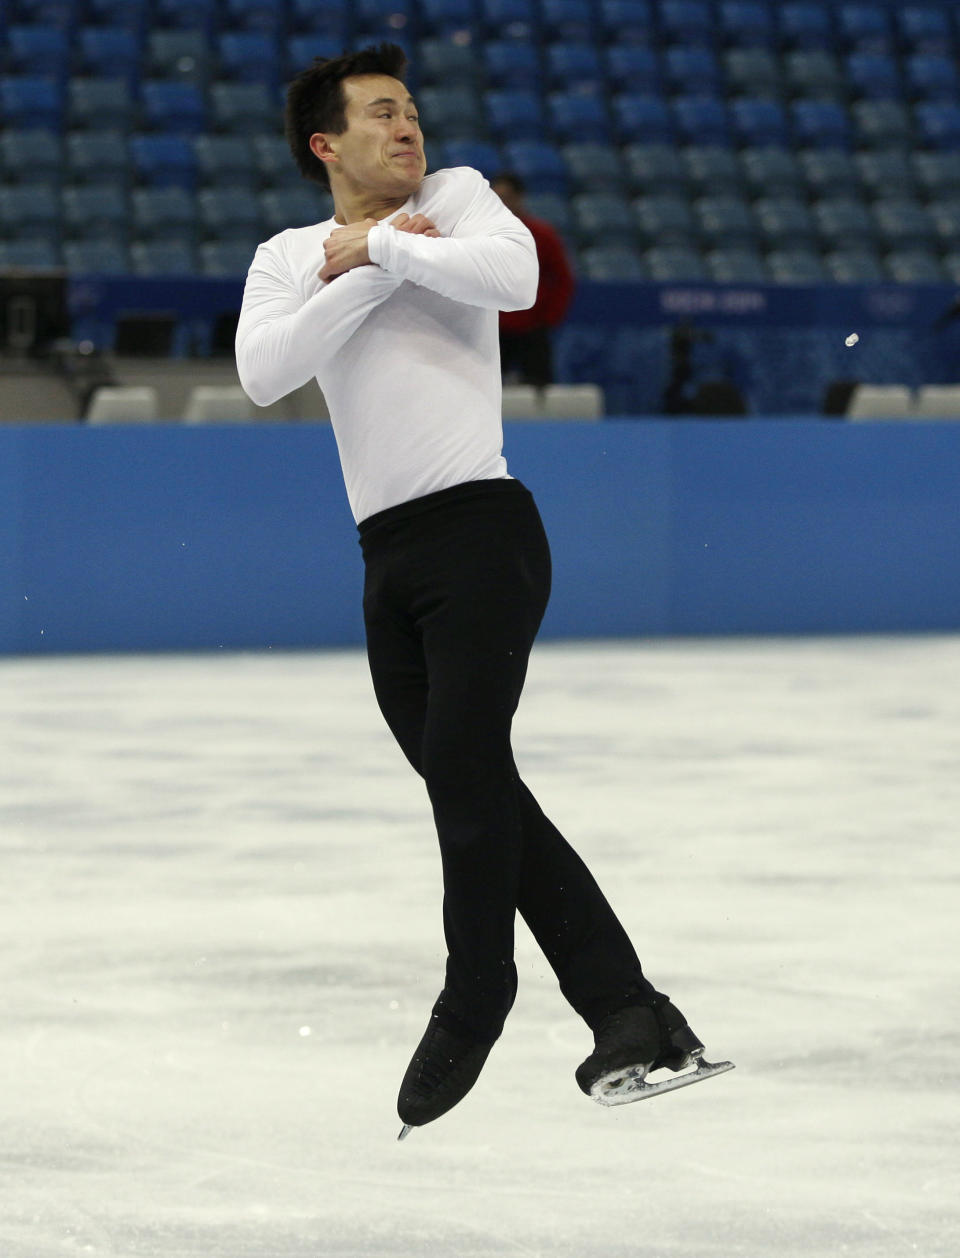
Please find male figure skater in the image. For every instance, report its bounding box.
[236,44,731,1139]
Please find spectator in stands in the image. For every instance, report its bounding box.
[491,173,575,388]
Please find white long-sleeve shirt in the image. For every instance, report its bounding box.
[235,166,539,523]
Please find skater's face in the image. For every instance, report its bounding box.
[309,75,427,200]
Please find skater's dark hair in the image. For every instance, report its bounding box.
[285,42,409,191]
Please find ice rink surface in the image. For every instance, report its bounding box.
[2,636,958,1258]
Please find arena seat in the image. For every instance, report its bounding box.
[718,1,776,50]
[707,246,768,282]
[86,386,160,423]
[845,52,903,100]
[0,129,62,185]
[612,94,674,144]
[778,3,835,53]
[845,383,913,420]
[485,89,544,141]
[740,146,804,197]
[603,46,660,94]
[684,142,744,193]
[561,142,625,192]
[659,0,716,48]
[622,143,687,195]
[482,41,541,89]
[539,0,596,43]
[723,48,781,99]
[578,243,647,279]
[130,134,198,188]
[597,0,654,46]
[632,193,697,245]
[904,55,960,103]
[836,4,893,55]
[644,243,709,281]
[754,196,817,247]
[66,132,131,185]
[131,186,197,240]
[440,139,503,177]
[570,191,635,246]
[62,240,130,273]
[68,77,135,131]
[547,92,612,143]
[824,248,886,282]
[501,139,568,194]
[0,75,63,130]
[695,194,758,247]
[62,185,129,239]
[664,47,723,97]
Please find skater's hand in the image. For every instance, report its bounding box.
[390,212,442,237]
[319,219,377,283]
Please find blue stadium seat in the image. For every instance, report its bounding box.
[440,139,503,177]
[855,150,916,200]
[730,98,790,147]
[479,0,534,41]
[717,1,776,49]
[753,195,817,246]
[209,82,277,133]
[68,77,135,131]
[778,3,834,52]
[740,146,803,196]
[485,90,544,140]
[85,0,148,27]
[76,27,140,83]
[284,36,343,79]
[217,33,281,84]
[765,247,827,283]
[603,46,660,94]
[911,151,960,197]
[695,194,758,246]
[0,129,62,184]
[597,0,653,44]
[813,197,876,248]
[129,134,198,187]
[418,85,484,140]
[659,1,715,47]
[929,197,960,248]
[221,0,282,33]
[194,135,256,189]
[287,0,350,37]
[622,143,687,194]
[500,139,568,194]
[791,100,852,148]
[644,244,708,281]
[571,192,635,245]
[682,144,743,194]
[545,43,604,92]
[612,94,673,143]
[885,250,946,283]
[251,134,301,186]
[130,240,197,274]
[153,0,217,30]
[6,26,70,79]
[419,0,477,35]
[852,100,913,147]
[723,49,781,99]
[905,55,960,103]
[198,188,262,240]
[66,131,130,184]
[482,42,540,88]
[418,37,482,86]
[61,240,128,273]
[131,186,197,239]
[353,0,414,38]
[672,96,731,145]
[546,92,611,142]
[945,253,960,284]
[524,193,573,236]
[824,249,885,282]
[562,142,625,191]
[259,187,331,233]
[798,147,858,195]
[846,53,902,101]
[707,246,768,282]
[0,240,62,267]
[8,0,77,28]
[141,81,208,134]
[783,51,844,100]
[0,76,62,130]
[146,31,211,84]
[579,244,647,280]
[897,5,953,56]
[872,199,936,250]
[0,184,60,241]
[632,193,697,244]
[62,185,129,239]
[200,240,257,275]
[664,47,723,98]
[837,4,893,54]
[539,0,595,42]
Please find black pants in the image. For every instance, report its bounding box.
[358,479,657,1043]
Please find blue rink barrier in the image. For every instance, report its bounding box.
[2,419,959,655]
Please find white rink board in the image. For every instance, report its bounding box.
[2,638,958,1258]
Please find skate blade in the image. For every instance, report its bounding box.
[590,1054,735,1107]
[397,1124,414,1141]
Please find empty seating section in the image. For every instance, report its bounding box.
[2,0,960,281]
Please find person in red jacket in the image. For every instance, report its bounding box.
[492,173,575,388]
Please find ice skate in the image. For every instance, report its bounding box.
[396,1011,496,1141]
[576,999,734,1107]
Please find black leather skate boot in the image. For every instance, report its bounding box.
[575,997,704,1098]
[397,975,516,1140]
